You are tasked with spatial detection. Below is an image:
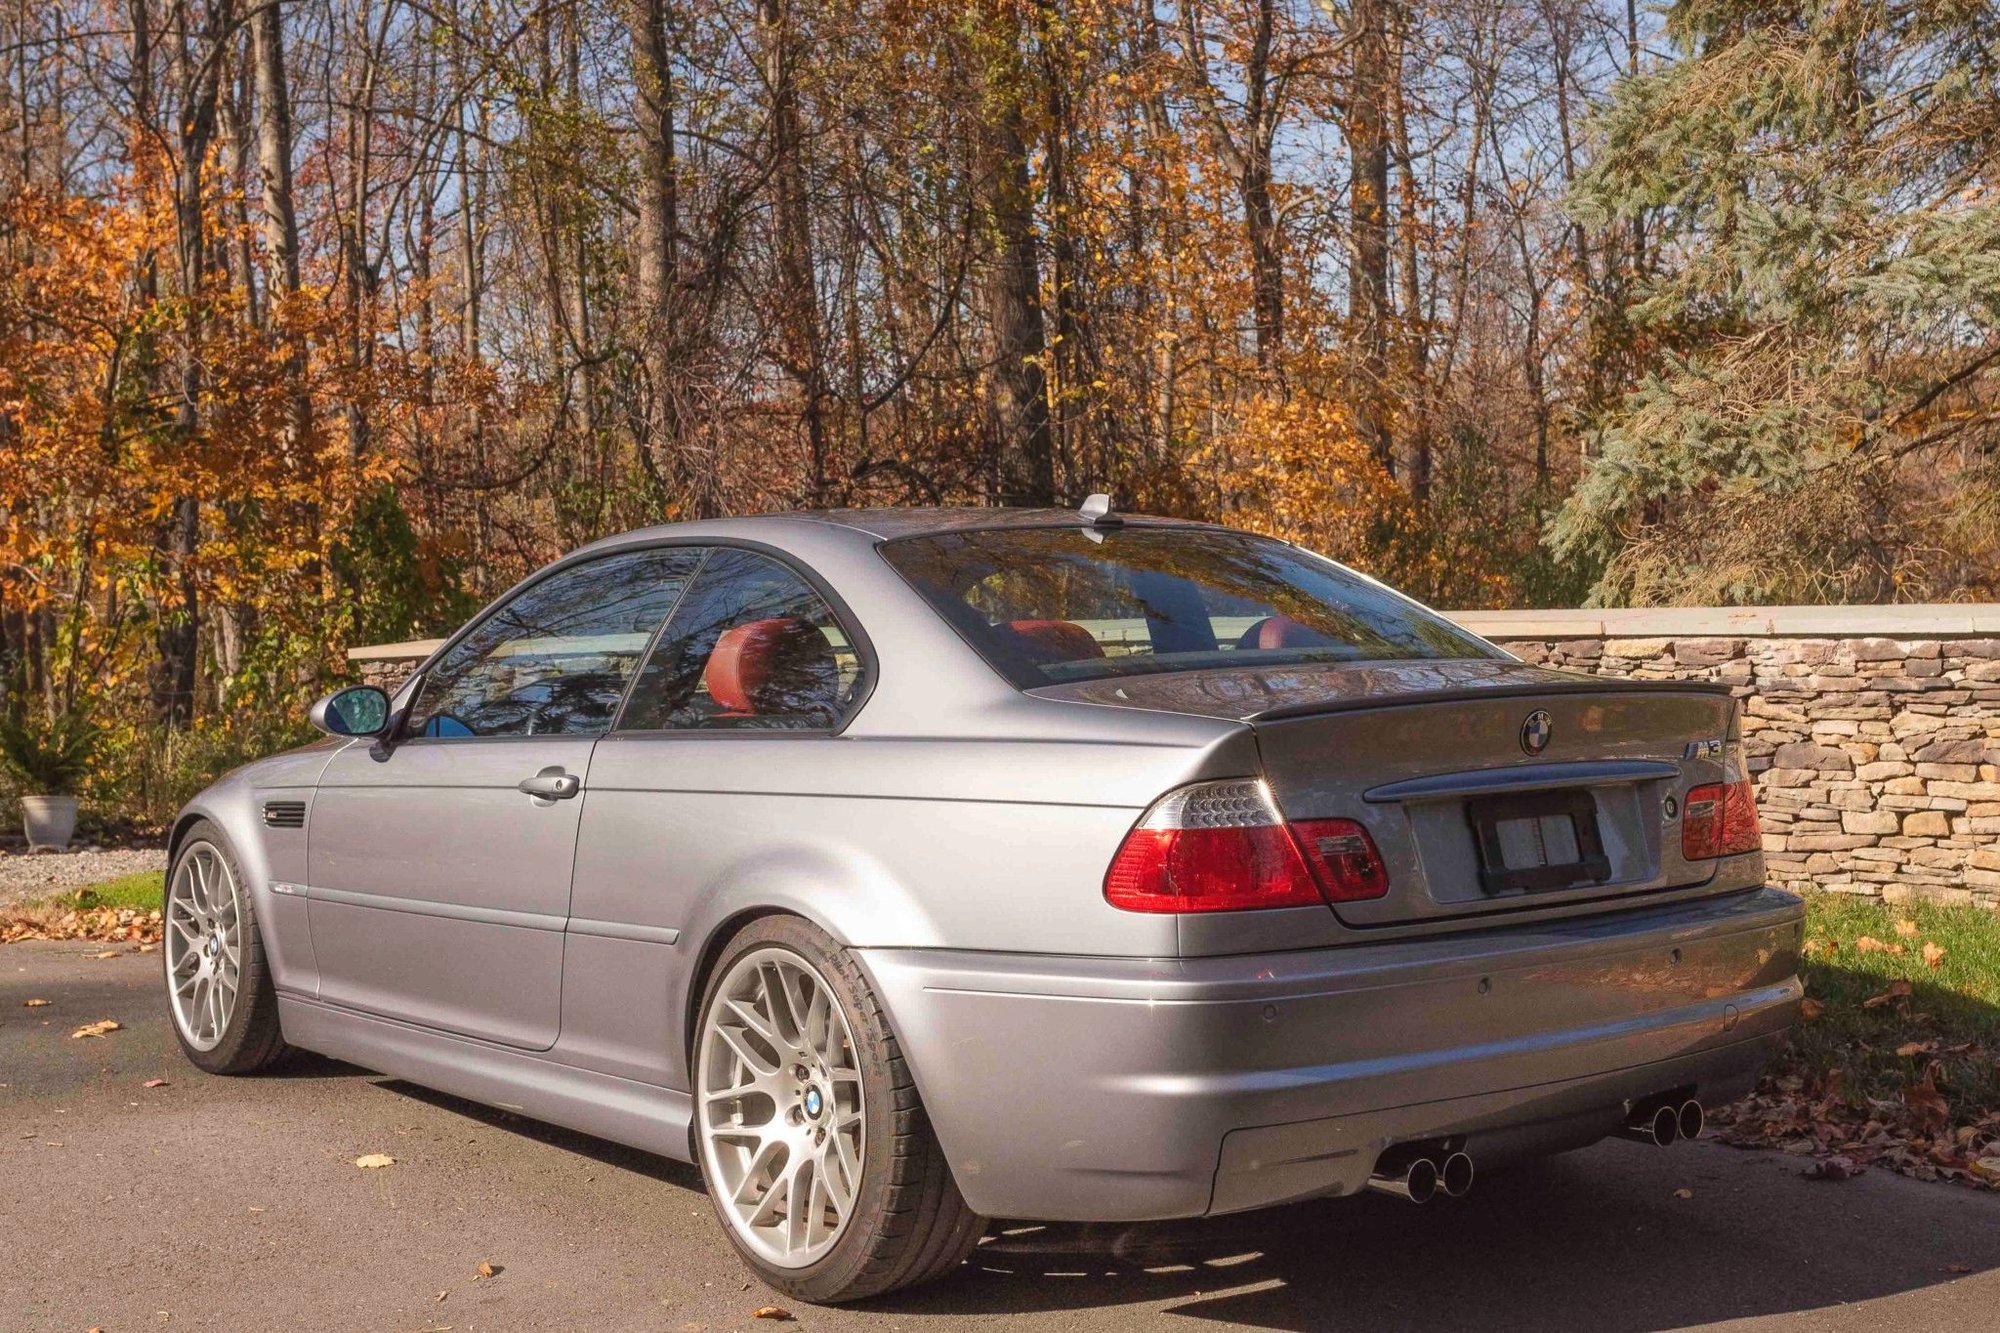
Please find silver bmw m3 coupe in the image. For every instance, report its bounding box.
[164,502,1802,1302]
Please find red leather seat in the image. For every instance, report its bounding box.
[705,617,837,717]
[1005,619,1105,666]
[1235,615,1327,650]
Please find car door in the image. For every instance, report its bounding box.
[562,546,872,1086]
[307,545,704,1050]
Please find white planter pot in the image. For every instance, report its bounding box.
[21,794,79,851]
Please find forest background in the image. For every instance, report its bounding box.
[4,0,1998,826]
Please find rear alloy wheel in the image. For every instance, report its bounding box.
[694,917,982,1302]
[163,822,288,1074]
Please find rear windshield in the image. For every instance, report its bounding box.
[880,525,1500,686]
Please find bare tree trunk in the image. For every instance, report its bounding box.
[758,0,828,503]
[1390,8,1428,503]
[153,0,233,725]
[250,0,307,452]
[1241,0,1281,377]
[627,0,717,517]
[1348,0,1392,471]
[976,16,1056,508]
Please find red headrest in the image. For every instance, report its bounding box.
[1005,619,1105,666]
[1236,615,1326,650]
[705,618,836,715]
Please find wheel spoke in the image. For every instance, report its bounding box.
[715,1020,780,1078]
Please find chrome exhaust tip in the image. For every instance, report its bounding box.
[1616,1103,1680,1147]
[1676,1099,1705,1142]
[1366,1156,1439,1204]
[1439,1151,1475,1199]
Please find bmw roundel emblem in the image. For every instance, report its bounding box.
[803,1086,824,1119]
[1521,709,1554,755]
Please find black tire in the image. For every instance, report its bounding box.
[693,915,984,1303]
[163,820,290,1075]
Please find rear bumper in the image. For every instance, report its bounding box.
[857,887,1803,1221]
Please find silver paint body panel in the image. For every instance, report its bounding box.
[172,509,1803,1222]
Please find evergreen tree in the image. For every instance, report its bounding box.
[1555,0,2000,604]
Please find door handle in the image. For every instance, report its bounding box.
[518,767,581,802]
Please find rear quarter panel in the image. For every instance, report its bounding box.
[558,720,1260,1089]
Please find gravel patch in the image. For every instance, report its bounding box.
[0,848,167,909]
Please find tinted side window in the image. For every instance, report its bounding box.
[405,547,704,739]
[618,548,864,731]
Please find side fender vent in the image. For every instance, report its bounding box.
[262,800,307,829]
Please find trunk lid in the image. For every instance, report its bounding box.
[1035,659,1744,929]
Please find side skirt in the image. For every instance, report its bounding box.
[276,995,695,1164]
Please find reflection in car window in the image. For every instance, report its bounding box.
[880,526,1500,687]
[404,547,704,739]
[618,548,864,731]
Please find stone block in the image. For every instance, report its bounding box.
[1903,810,1951,837]
[1772,742,1853,772]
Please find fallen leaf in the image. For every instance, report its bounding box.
[1894,919,1919,938]
[1863,979,1914,1008]
[1923,942,1946,969]
[1804,1155,1866,1182]
[1895,1041,1938,1058]
[354,1153,395,1169]
[143,1078,170,1089]
[1854,935,1892,953]
[1798,997,1826,1021]
[91,949,118,959]
[1945,1263,1972,1274]
[476,1261,501,1278]
[1970,1157,2000,1183]
[70,1019,121,1038]
[1672,1187,1693,1199]
[752,1308,795,1322]
[23,998,50,1007]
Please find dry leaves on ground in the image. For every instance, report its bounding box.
[70,1019,121,1038]
[1864,979,1913,1008]
[354,1153,396,1169]
[752,1308,795,1321]
[23,998,50,1007]
[1,904,162,946]
[1716,985,1999,1191]
[1924,941,1947,969]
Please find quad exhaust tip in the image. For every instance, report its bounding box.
[1618,1098,1705,1147]
[1366,1155,1440,1204]
[1439,1151,1475,1199]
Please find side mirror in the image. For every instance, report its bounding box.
[310,685,392,737]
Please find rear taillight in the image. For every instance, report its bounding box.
[1104,779,1389,913]
[1682,779,1761,859]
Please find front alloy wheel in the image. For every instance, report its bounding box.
[162,823,288,1074]
[692,917,982,1302]
[166,841,243,1050]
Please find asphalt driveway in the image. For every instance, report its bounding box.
[5,940,1998,1332]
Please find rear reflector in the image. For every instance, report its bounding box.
[1682,779,1761,859]
[1104,779,1389,913]
[1292,818,1392,901]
